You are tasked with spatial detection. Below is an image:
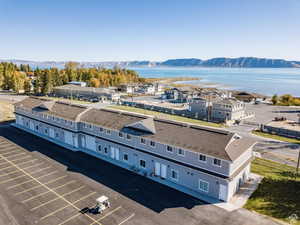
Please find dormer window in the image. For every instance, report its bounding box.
[213,158,221,167]
[199,154,206,162]
[166,145,173,153]
[178,149,185,156]
[140,138,146,144]
[150,141,156,147]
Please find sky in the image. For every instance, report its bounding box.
[0,0,300,62]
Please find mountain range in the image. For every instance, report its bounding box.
[1,57,300,68]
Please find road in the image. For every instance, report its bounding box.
[226,109,300,167]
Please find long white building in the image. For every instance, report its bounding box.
[14,97,255,203]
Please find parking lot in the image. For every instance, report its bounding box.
[0,137,134,225]
[0,125,280,225]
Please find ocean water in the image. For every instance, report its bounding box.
[131,67,300,96]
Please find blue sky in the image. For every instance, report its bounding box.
[0,0,299,61]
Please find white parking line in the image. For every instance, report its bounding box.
[15,179,74,196]
[0,155,102,225]
[9,155,32,162]
[5,152,27,158]
[0,146,15,152]
[0,169,21,178]
[29,187,86,211]
[0,174,28,184]
[1,150,21,156]
[22,181,79,203]
[118,213,135,225]
[40,191,97,220]
[7,171,59,190]
[0,165,14,171]
[15,159,39,166]
[21,162,45,171]
[0,161,10,166]
[0,163,45,178]
[89,206,122,225]
[57,212,83,225]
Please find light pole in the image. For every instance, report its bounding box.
[297,147,300,177]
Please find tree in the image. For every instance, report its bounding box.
[11,71,26,93]
[24,79,32,94]
[271,94,278,105]
[90,78,100,88]
[65,61,79,71]
[280,94,294,105]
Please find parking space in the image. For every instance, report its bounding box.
[0,137,135,225]
[0,126,280,225]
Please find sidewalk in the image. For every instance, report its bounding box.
[214,173,263,212]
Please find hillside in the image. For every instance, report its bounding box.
[1,57,300,68]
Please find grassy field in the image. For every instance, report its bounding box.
[108,105,224,128]
[245,158,300,225]
[252,130,300,145]
[0,100,15,122]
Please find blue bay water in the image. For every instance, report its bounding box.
[131,67,300,96]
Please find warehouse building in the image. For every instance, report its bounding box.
[14,97,255,203]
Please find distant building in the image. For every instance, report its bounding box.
[233,92,266,103]
[138,84,155,95]
[67,81,87,87]
[211,99,246,122]
[189,98,249,122]
[163,87,196,103]
[52,84,120,101]
[118,84,138,94]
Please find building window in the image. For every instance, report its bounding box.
[178,149,185,156]
[213,158,222,167]
[98,145,102,152]
[99,127,104,132]
[35,125,39,130]
[166,145,173,153]
[104,147,108,154]
[140,160,146,168]
[126,134,131,140]
[106,129,111,135]
[45,129,48,134]
[140,138,146,144]
[199,154,206,162]
[55,133,59,138]
[171,169,179,181]
[199,179,209,192]
[150,141,155,147]
[119,132,123,138]
[123,154,128,161]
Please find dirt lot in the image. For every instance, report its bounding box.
[0,101,14,122]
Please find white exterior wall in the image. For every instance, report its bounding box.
[14,105,253,203]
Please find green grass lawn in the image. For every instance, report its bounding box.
[252,130,300,145]
[245,158,300,225]
[108,105,224,128]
